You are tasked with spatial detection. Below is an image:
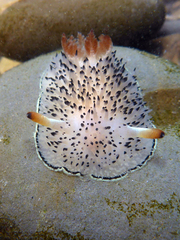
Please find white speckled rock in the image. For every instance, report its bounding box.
[0,47,180,239]
[0,0,165,61]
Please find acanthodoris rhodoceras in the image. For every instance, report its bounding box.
[27,30,164,181]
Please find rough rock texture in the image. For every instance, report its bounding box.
[0,0,165,61]
[0,47,180,239]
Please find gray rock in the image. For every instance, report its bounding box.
[0,47,180,239]
[0,0,165,61]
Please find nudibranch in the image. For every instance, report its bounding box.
[27,30,164,181]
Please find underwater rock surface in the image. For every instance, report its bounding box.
[0,47,180,239]
[0,0,165,61]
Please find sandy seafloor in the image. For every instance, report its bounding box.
[0,47,180,239]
